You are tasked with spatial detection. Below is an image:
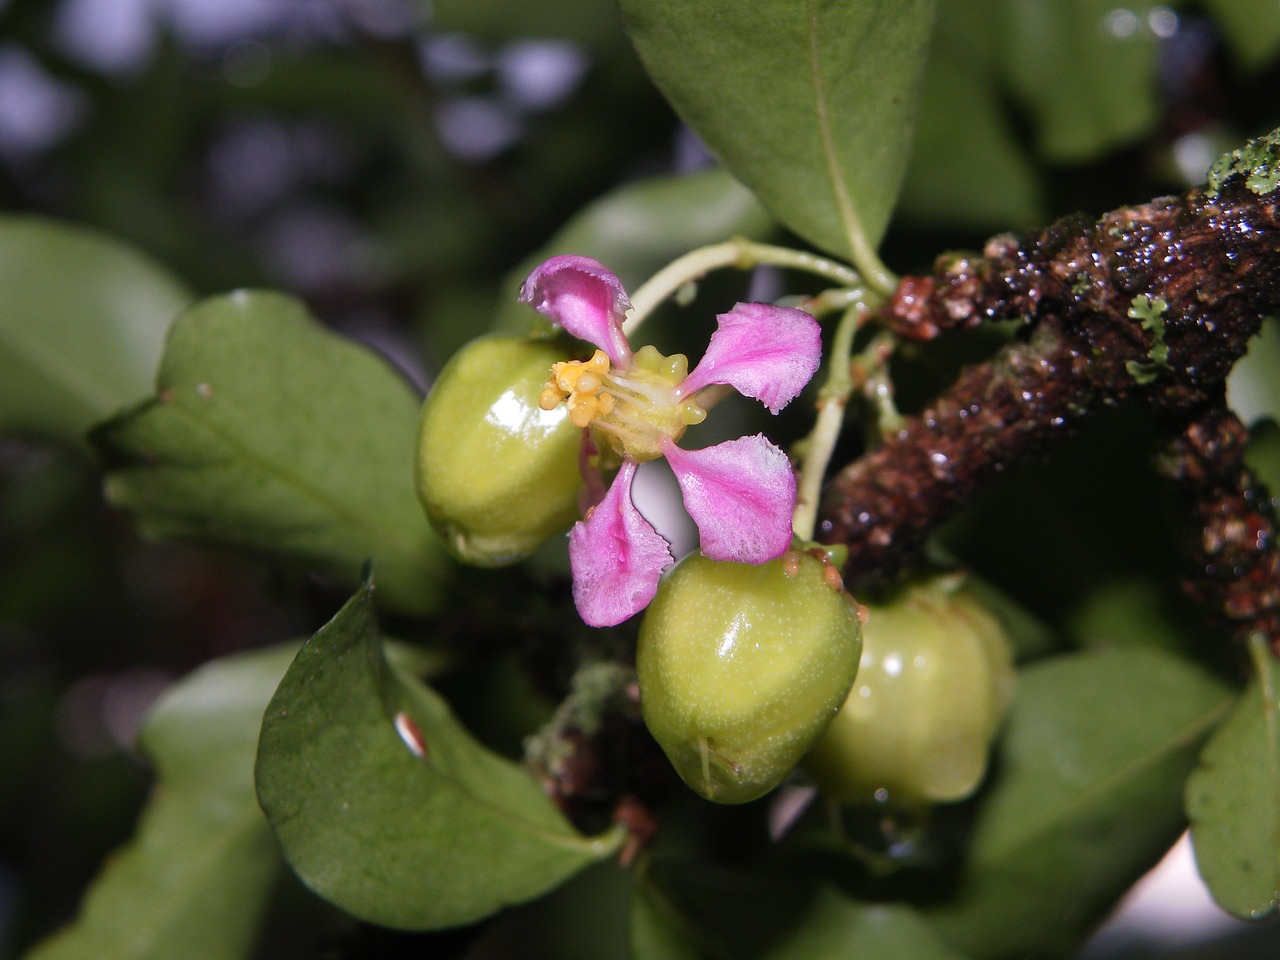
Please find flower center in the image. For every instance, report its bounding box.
[539,345,707,461]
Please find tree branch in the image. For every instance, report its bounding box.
[819,170,1280,648]
[1155,403,1280,654]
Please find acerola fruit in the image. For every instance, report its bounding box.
[416,336,582,566]
[802,575,1015,808]
[637,550,862,804]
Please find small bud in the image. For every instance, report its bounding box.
[637,551,862,804]
[803,575,1015,808]
[416,336,582,566]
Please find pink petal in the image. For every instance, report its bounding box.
[518,255,633,367]
[662,435,796,564]
[677,302,821,413]
[568,460,674,626]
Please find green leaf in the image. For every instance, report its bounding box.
[926,646,1232,960]
[466,861,634,960]
[26,645,297,960]
[995,0,1161,162]
[618,0,935,276]
[632,856,967,960]
[1202,0,1280,72]
[1245,417,1280,500]
[254,581,621,931]
[93,291,447,617]
[491,168,775,336]
[1187,639,1280,919]
[0,216,192,444]
[1230,319,1280,428]
[898,3,1042,232]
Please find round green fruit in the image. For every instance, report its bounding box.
[637,551,863,804]
[803,575,1015,808]
[416,336,582,566]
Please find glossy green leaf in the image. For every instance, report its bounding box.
[1202,0,1280,71]
[93,291,447,617]
[618,0,934,274]
[491,168,775,335]
[0,216,192,444]
[632,857,966,960]
[996,0,1161,162]
[926,646,1232,959]
[254,581,621,931]
[1187,641,1280,919]
[26,645,297,960]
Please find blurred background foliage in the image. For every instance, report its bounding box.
[2,0,1280,957]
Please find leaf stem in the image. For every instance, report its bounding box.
[792,293,883,542]
[623,238,862,335]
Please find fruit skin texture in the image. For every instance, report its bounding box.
[803,576,1015,808]
[416,336,582,566]
[637,551,863,804]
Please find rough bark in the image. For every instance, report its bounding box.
[819,174,1280,649]
[1155,404,1280,652]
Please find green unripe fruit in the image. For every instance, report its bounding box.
[803,576,1015,808]
[416,336,582,566]
[637,551,863,804]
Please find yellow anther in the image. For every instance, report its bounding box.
[556,365,581,393]
[569,399,597,428]
[681,399,707,426]
[539,386,562,411]
[541,350,617,428]
[536,345,700,459]
[586,349,610,374]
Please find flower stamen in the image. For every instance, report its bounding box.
[539,345,705,460]
[540,349,615,428]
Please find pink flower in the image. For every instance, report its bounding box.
[520,255,822,627]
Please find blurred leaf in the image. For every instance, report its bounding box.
[466,861,633,960]
[996,0,1161,162]
[93,292,447,617]
[1246,418,1280,502]
[618,0,934,272]
[1067,576,1198,654]
[1229,318,1280,428]
[26,645,297,960]
[430,0,627,50]
[0,216,192,444]
[632,856,966,960]
[898,3,1042,232]
[1201,0,1280,72]
[254,581,621,931]
[926,646,1232,959]
[491,168,775,336]
[1187,640,1280,919]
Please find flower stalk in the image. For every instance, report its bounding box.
[791,294,888,543]
[624,237,864,335]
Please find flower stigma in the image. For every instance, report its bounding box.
[539,344,707,462]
